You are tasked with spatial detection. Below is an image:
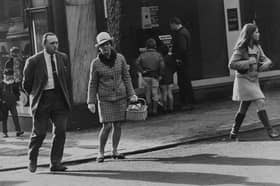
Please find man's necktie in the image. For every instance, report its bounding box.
[50,54,58,89]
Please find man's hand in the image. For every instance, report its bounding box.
[88,104,96,113]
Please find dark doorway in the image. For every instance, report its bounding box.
[240,0,280,70]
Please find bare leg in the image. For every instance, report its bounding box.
[112,122,121,155]
[167,85,174,111]
[160,85,168,111]
[98,123,112,157]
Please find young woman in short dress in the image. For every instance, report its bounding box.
[229,23,279,140]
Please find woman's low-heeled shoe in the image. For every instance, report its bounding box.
[229,132,238,140]
[112,153,125,159]
[96,156,104,163]
[268,129,280,138]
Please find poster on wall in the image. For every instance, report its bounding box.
[141,6,159,29]
[227,8,239,31]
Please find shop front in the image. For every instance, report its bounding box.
[2,0,280,131]
[120,0,229,81]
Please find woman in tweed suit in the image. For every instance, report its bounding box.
[87,32,137,162]
[228,23,279,140]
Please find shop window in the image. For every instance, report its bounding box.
[25,7,49,54]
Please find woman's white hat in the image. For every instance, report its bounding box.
[95,32,113,47]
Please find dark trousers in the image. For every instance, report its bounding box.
[28,90,69,166]
[177,65,195,105]
[1,103,21,133]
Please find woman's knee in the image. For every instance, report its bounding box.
[112,122,122,130]
[255,99,265,110]
[102,123,112,131]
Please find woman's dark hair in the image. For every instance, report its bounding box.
[234,23,259,50]
[145,38,157,49]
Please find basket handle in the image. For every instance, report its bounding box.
[130,98,146,105]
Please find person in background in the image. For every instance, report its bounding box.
[228,23,279,140]
[23,32,72,173]
[136,38,164,115]
[169,17,195,110]
[159,44,177,113]
[5,46,25,97]
[87,32,137,163]
[0,69,24,138]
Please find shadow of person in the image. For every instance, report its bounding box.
[40,170,279,186]
[122,153,280,166]
[0,181,28,185]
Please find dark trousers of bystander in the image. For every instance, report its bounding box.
[1,103,21,133]
[177,64,195,107]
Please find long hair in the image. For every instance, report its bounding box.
[234,23,259,50]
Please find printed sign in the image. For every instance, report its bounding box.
[227,8,239,31]
[141,6,159,29]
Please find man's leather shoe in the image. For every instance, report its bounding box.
[50,165,68,172]
[28,160,37,173]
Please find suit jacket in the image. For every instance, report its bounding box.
[23,51,72,116]
[87,53,135,104]
[171,26,191,65]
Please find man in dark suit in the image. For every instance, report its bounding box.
[23,32,72,173]
[169,17,195,110]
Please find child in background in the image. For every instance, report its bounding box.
[159,45,177,113]
[136,38,164,116]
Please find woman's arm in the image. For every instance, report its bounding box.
[229,49,255,71]
[87,60,99,105]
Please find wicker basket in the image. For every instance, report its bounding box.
[126,98,148,121]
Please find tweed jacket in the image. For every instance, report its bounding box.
[87,53,135,104]
[22,51,72,116]
[229,45,271,81]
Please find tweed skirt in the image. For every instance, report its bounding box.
[97,98,128,123]
[232,77,265,101]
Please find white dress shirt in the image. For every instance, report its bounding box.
[43,49,58,90]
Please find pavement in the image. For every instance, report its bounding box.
[1,88,280,172]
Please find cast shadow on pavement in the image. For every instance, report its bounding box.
[0,181,27,185]
[122,153,280,166]
[40,170,278,186]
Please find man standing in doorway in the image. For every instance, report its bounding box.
[169,17,195,110]
[23,32,72,173]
